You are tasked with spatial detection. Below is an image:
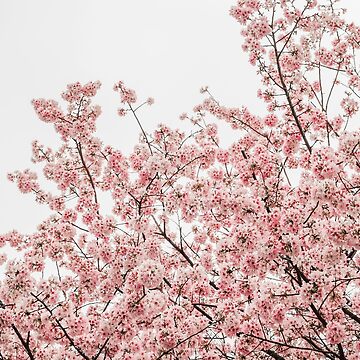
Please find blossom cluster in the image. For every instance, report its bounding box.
[0,0,359,359]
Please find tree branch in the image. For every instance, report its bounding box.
[11,325,35,360]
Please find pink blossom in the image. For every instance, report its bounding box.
[146,97,154,105]
[1,1,360,358]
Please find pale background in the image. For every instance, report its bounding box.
[0,0,358,235]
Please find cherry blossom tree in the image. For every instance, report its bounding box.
[1,0,360,359]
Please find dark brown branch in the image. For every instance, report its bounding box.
[303,201,319,224]
[231,115,273,145]
[263,349,285,360]
[192,302,217,308]
[93,337,110,360]
[302,336,336,360]
[271,34,312,153]
[337,344,346,360]
[156,322,214,359]
[342,307,360,324]
[193,304,213,321]
[151,215,194,267]
[128,102,153,155]
[30,293,90,360]
[237,331,336,357]
[11,325,35,360]
[75,140,98,204]
[310,303,327,328]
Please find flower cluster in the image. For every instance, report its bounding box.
[0,0,359,359]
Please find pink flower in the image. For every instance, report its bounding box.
[325,321,346,345]
[3,1,360,357]
[146,97,154,106]
[117,108,127,117]
[136,260,164,288]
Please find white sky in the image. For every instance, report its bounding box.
[0,0,359,234]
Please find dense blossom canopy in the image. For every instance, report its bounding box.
[0,0,360,359]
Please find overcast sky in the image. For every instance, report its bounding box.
[0,0,359,234]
